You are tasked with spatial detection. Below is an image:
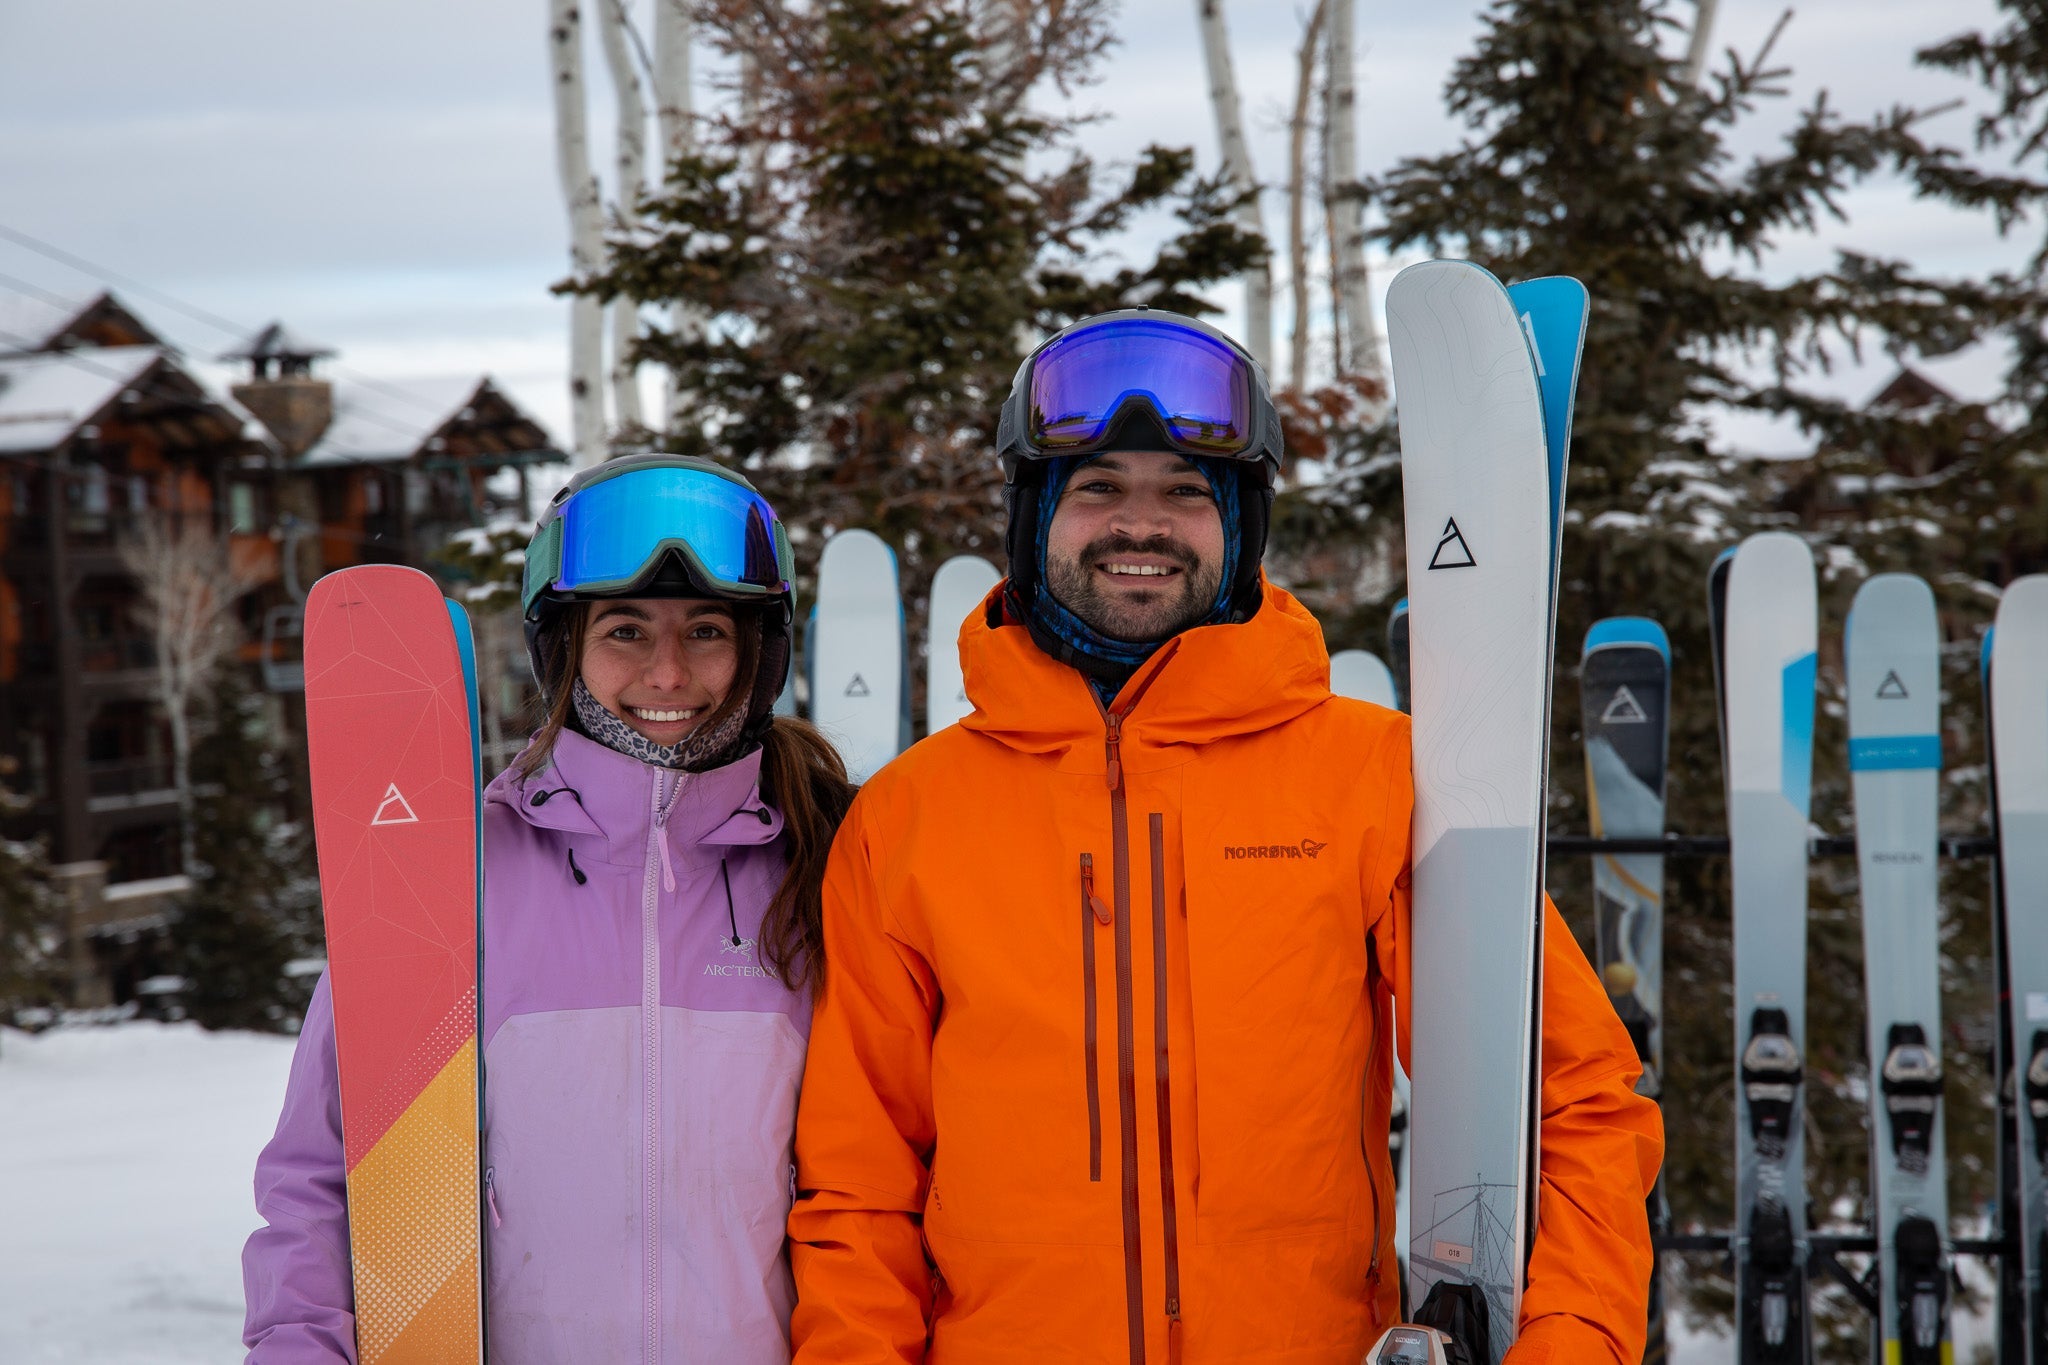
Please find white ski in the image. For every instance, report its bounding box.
[925,554,1000,734]
[1990,574,2048,1365]
[1717,531,1818,1365]
[1847,572,1950,1365]
[1330,648,1398,711]
[810,529,905,784]
[1389,258,1558,1365]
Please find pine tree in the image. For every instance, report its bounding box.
[170,667,318,1032]
[1284,0,1972,1352]
[571,0,1266,729]
[0,761,60,1026]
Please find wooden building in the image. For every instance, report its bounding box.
[0,290,563,1006]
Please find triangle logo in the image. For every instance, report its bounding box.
[844,673,871,698]
[1876,669,1909,700]
[371,783,419,826]
[1427,517,1476,570]
[1600,685,1649,725]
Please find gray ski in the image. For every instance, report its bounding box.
[1580,616,1671,1361]
[1713,532,1818,1365]
[1846,573,1950,1364]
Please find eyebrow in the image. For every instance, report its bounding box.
[590,605,651,625]
[1089,454,1204,476]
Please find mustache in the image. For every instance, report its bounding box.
[1084,534,1200,571]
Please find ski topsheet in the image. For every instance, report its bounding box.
[1580,617,1671,1360]
[810,529,905,784]
[1390,259,1577,1365]
[304,565,483,1365]
[1717,532,1818,1365]
[925,553,1000,734]
[1845,573,1951,1365]
[1990,575,2048,1364]
[1330,648,1398,710]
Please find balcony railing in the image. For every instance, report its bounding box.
[85,759,175,802]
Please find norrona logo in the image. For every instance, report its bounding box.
[1223,838,1327,861]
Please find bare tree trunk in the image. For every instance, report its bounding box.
[1287,0,1329,392]
[1195,0,1273,369]
[550,0,609,464]
[652,0,697,433]
[596,0,649,433]
[122,515,258,877]
[1324,0,1381,382]
[1681,0,1720,86]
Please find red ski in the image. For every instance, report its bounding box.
[304,564,482,1364]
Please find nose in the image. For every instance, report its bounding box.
[1109,489,1176,542]
[643,630,692,690]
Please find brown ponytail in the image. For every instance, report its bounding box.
[512,601,855,993]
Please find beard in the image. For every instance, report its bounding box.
[1045,533,1226,644]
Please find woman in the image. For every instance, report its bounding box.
[243,455,855,1363]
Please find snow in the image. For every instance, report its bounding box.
[0,1023,2002,1361]
[0,345,162,453]
[296,373,487,467]
[0,1021,297,1364]
[0,291,89,356]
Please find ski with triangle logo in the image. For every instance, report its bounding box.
[1375,261,1585,1365]
[1579,617,1671,1360]
[809,528,905,783]
[1711,532,1818,1365]
[303,563,485,1364]
[1846,573,1951,1364]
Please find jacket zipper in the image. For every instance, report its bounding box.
[642,770,683,1365]
[1149,813,1183,1364]
[1081,853,1109,1182]
[1094,642,1178,1365]
[1362,940,1386,1295]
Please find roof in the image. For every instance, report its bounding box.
[0,346,164,453]
[0,289,166,357]
[298,374,561,469]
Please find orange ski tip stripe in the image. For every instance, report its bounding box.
[345,1035,482,1362]
[344,989,478,1170]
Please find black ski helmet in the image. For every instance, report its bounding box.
[994,308,1282,623]
[521,454,795,743]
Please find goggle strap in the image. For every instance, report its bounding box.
[523,519,564,614]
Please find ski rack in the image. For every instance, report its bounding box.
[1551,831,2014,1333]
[1549,834,1996,859]
[1655,1230,2012,1320]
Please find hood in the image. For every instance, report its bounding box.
[958,574,1334,769]
[485,729,785,859]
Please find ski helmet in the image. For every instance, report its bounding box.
[522,454,796,742]
[994,308,1282,622]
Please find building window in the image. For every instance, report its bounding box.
[229,482,258,534]
[362,475,384,516]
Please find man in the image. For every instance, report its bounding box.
[790,309,1662,1363]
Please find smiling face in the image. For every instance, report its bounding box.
[577,598,742,745]
[1043,450,1227,644]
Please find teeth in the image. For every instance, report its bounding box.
[1105,563,1172,576]
[630,707,699,723]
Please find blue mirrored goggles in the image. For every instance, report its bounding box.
[522,465,793,617]
[1023,316,1256,457]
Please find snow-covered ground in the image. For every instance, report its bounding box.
[0,1022,296,1365]
[0,1021,2002,1362]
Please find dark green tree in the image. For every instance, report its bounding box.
[0,762,60,1025]
[570,0,1266,725]
[170,667,318,1031]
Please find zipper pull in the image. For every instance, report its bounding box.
[485,1167,503,1229]
[1081,853,1111,925]
[1166,1300,1183,1365]
[655,773,678,894]
[1103,712,1124,792]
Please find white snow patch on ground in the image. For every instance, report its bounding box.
[0,1022,297,1365]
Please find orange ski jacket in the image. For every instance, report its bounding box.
[790,580,1663,1365]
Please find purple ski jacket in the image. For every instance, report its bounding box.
[242,729,812,1364]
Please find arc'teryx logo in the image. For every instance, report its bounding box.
[703,935,768,979]
[1223,838,1327,861]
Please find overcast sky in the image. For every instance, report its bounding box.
[0,0,2024,458]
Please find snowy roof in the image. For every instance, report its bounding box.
[297,374,497,467]
[0,346,163,453]
[0,291,91,355]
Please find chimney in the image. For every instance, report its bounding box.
[223,322,336,459]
